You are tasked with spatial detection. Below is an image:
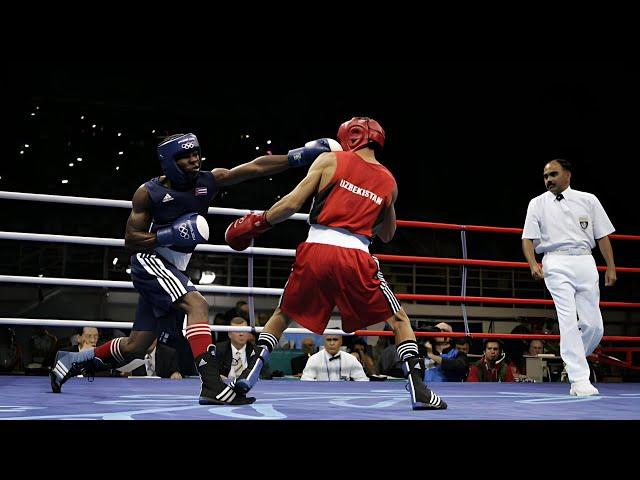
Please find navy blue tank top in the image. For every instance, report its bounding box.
[143,171,218,270]
[145,171,218,227]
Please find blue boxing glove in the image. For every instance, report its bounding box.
[156,213,210,253]
[287,138,343,168]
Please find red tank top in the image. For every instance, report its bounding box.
[309,151,396,237]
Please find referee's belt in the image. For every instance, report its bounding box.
[545,248,591,256]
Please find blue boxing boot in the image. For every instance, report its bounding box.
[50,348,104,393]
[232,344,270,395]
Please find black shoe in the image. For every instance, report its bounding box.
[403,356,447,410]
[199,386,256,405]
[196,345,256,405]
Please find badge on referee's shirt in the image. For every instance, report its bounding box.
[579,216,589,229]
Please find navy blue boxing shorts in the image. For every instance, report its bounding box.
[130,252,197,334]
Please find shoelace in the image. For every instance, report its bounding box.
[74,361,96,383]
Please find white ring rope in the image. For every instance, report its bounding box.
[0,275,284,295]
[0,191,363,335]
[0,231,296,257]
[0,318,352,336]
[0,190,309,221]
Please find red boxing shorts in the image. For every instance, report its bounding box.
[279,242,402,334]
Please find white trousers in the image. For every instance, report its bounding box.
[543,254,603,383]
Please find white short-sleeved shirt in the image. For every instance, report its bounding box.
[522,186,615,254]
[300,350,369,381]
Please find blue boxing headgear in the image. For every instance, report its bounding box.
[157,133,201,190]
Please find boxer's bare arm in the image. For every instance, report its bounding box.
[374,186,398,243]
[212,155,290,187]
[125,185,157,251]
[265,153,336,225]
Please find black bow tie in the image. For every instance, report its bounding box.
[328,354,340,361]
[556,193,564,201]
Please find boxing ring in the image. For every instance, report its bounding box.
[1,190,640,421]
[3,377,640,420]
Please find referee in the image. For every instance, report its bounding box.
[522,158,616,396]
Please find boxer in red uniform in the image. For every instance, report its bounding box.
[225,117,446,410]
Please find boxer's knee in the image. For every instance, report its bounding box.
[122,332,155,358]
[386,309,410,335]
[179,291,209,317]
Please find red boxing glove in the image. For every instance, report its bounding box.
[225,212,272,251]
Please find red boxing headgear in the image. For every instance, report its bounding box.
[337,117,385,152]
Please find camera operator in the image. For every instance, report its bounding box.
[420,323,469,382]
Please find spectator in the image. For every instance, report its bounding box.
[225,301,249,323]
[527,339,545,356]
[278,320,323,350]
[376,341,404,378]
[98,327,127,346]
[467,339,515,382]
[77,327,99,351]
[0,327,21,373]
[63,327,121,378]
[26,327,57,374]
[454,337,472,354]
[291,337,317,377]
[212,313,229,343]
[216,317,272,383]
[504,324,531,377]
[350,337,377,376]
[131,338,182,379]
[371,333,390,367]
[423,325,469,382]
[301,335,368,381]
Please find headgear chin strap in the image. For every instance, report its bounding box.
[157,133,201,190]
[337,117,385,152]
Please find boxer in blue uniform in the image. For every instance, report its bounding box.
[50,132,330,404]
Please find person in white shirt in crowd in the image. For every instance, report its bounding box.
[522,158,616,396]
[301,335,368,381]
